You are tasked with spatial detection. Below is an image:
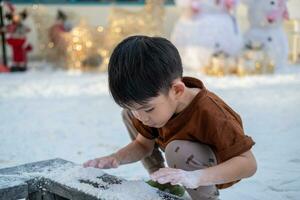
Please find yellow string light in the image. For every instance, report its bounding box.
[285,19,300,64]
[203,48,275,77]
[99,0,165,70]
[30,1,165,71]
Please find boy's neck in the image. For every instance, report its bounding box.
[175,86,200,114]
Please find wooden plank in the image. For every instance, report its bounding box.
[0,175,29,200]
[0,158,75,175]
[37,175,184,200]
[0,158,74,200]
[28,177,100,200]
[0,158,184,200]
[26,191,43,200]
[42,191,68,200]
[0,183,28,200]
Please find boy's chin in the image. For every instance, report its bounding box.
[143,121,166,128]
[150,122,165,128]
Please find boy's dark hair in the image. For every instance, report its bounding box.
[108,35,183,108]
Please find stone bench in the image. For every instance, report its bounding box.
[0,158,184,200]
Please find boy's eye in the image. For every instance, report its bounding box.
[145,108,154,113]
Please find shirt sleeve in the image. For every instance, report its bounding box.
[132,117,157,140]
[214,118,255,162]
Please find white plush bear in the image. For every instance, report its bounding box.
[244,26,289,69]
[242,0,289,28]
[171,0,243,70]
[243,0,289,69]
[175,0,238,16]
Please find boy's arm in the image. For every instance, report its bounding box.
[113,133,156,165]
[83,134,155,168]
[197,150,257,185]
[151,150,257,188]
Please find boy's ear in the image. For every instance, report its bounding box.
[170,80,185,99]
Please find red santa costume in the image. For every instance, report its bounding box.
[4,3,32,72]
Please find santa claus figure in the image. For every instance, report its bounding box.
[48,10,72,57]
[3,2,32,72]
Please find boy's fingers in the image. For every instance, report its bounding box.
[112,159,118,168]
[156,175,178,185]
[169,176,180,185]
[89,160,99,167]
[156,167,177,174]
[97,158,111,168]
[170,180,180,185]
[151,169,183,185]
[151,173,165,181]
[97,162,104,168]
[151,173,171,182]
[99,158,111,169]
[83,162,88,167]
[151,168,166,179]
[83,157,118,169]
[157,177,169,184]
[83,160,92,167]
[151,168,178,179]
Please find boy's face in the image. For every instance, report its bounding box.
[129,91,178,128]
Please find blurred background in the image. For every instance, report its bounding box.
[0,0,299,199]
[0,0,298,72]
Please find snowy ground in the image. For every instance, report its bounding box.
[0,62,300,199]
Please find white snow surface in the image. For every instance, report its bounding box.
[43,166,163,200]
[0,62,300,199]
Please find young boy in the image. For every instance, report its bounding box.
[83,35,257,200]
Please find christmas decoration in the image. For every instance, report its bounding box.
[99,0,165,70]
[285,19,300,64]
[243,0,289,70]
[171,0,243,71]
[203,52,240,76]
[48,9,73,64]
[64,20,103,70]
[204,0,290,76]
[1,1,32,72]
[240,45,275,75]
[202,46,275,77]
[242,0,289,28]
[0,0,9,73]
[244,26,288,70]
[30,5,53,60]
[30,0,164,71]
[31,5,80,69]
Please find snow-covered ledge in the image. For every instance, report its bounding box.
[0,158,184,200]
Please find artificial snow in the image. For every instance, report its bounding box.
[1,161,178,199]
[43,166,163,199]
[0,63,300,199]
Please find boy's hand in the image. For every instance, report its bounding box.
[150,167,204,189]
[83,154,120,169]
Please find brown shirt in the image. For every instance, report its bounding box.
[132,77,255,189]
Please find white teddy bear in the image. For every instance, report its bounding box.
[244,26,289,69]
[171,0,243,70]
[243,0,289,69]
[243,0,289,28]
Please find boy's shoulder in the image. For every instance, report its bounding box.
[182,76,226,114]
[189,90,228,118]
[182,77,240,124]
[198,91,243,128]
